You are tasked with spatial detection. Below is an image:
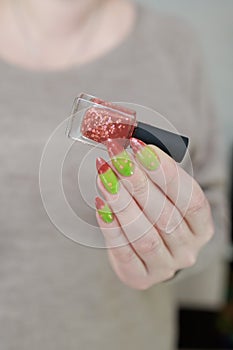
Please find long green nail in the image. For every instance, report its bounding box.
[130,138,160,171]
[112,150,134,176]
[96,157,119,194]
[106,139,134,177]
[95,197,114,223]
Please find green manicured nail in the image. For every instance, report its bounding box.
[106,139,134,177]
[95,197,114,223]
[130,138,160,171]
[96,157,119,194]
[112,150,134,176]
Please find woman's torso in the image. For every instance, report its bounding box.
[0,5,197,349]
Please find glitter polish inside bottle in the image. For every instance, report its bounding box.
[66,93,189,162]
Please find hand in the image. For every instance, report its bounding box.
[95,138,214,290]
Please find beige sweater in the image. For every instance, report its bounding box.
[0,4,229,350]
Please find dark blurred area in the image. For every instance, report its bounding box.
[177,147,233,348]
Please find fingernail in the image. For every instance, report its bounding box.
[96,157,119,194]
[95,197,114,223]
[105,139,134,177]
[130,138,160,171]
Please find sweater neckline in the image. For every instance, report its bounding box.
[0,2,143,78]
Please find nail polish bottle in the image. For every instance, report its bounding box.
[66,93,189,162]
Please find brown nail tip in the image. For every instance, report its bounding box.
[96,157,110,175]
[130,137,146,153]
[95,196,105,210]
[105,138,125,157]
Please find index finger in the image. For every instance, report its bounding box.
[130,138,213,239]
[130,138,194,215]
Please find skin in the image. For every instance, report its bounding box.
[97,141,214,290]
[0,0,136,70]
[0,0,215,290]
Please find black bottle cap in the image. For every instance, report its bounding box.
[132,121,189,163]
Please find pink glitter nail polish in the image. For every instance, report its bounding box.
[66,93,189,163]
[81,107,135,145]
[67,93,137,148]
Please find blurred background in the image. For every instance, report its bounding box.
[1,1,232,349]
[136,1,233,349]
[137,0,233,155]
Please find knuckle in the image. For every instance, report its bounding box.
[113,247,136,265]
[156,203,181,232]
[132,173,149,196]
[163,160,178,188]
[156,205,171,230]
[156,212,168,231]
[180,250,197,268]
[136,233,161,256]
[187,187,207,216]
